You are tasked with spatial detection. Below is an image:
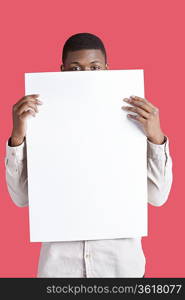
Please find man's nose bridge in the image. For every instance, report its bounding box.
[83,66,90,71]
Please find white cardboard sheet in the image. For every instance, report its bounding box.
[25,70,148,242]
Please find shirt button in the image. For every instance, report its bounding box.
[85,254,90,258]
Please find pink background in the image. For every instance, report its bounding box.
[0,0,184,277]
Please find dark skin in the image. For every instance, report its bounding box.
[10,49,165,146]
[60,49,108,71]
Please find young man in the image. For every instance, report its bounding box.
[5,33,173,277]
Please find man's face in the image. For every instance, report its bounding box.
[60,49,109,71]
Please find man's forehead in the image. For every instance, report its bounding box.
[66,49,105,64]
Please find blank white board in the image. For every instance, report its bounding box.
[25,69,148,242]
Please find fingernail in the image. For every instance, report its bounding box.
[130,95,136,98]
[123,98,130,102]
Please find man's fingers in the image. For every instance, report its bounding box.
[130,95,149,103]
[130,95,156,108]
[126,100,154,113]
[127,114,146,124]
[14,98,42,111]
[122,105,150,118]
[123,96,157,113]
[17,102,39,116]
[21,94,40,101]
[19,110,36,121]
[14,94,42,110]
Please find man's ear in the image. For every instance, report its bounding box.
[105,63,109,70]
[60,64,64,71]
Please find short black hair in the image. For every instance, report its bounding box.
[62,32,107,64]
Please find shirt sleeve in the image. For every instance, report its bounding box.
[147,135,173,206]
[5,137,29,207]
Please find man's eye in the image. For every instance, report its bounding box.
[91,66,101,70]
[71,66,81,71]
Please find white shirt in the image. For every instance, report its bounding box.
[5,135,173,277]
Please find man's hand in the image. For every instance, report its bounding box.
[11,94,43,146]
[121,95,165,145]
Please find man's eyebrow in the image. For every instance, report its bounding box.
[70,60,102,64]
[90,60,102,64]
